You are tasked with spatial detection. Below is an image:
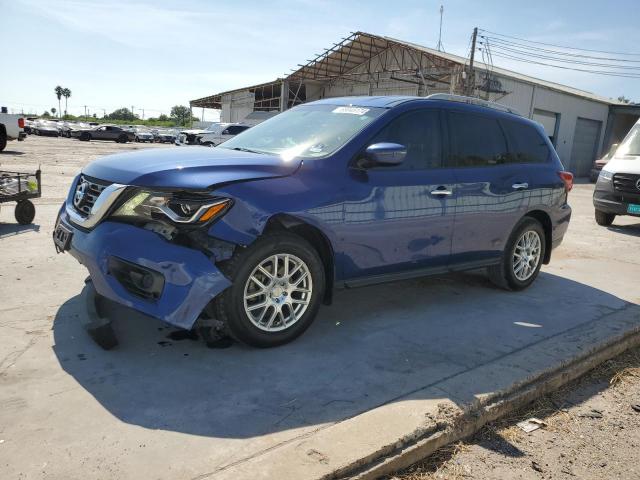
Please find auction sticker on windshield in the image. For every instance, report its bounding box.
[332,106,370,115]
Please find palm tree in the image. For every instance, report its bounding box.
[62,88,71,116]
[51,107,57,116]
[54,86,63,118]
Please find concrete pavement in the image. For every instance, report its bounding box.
[1,137,639,479]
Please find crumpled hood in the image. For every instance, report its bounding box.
[82,146,301,190]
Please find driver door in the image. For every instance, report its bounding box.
[336,108,456,281]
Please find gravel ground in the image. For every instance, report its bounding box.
[389,346,640,480]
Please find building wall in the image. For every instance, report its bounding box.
[221,90,255,123]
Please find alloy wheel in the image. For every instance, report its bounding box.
[512,230,542,281]
[243,253,313,332]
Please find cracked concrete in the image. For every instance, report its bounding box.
[1,137,639,480]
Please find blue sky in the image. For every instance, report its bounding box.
[1,0,638,120]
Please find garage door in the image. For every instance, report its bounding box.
[570,117,602,177]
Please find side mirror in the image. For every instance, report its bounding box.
[364,143,407,166]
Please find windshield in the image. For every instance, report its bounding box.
[219,104,386,159]
[617,124,640,157]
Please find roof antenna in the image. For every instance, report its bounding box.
[436,5,445,52]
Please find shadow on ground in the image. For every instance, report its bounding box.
[52,270,632,439]
[0,222,40,238]
[608,222,640,237]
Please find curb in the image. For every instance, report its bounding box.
[340,309,640,479]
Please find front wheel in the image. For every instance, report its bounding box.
[488,217,546,291]
[213,233,325,347]
[595,209,615,226]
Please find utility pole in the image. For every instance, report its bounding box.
[83,105,87,120]
[467,27,478,96]
[131,105,135,122]
[102,109,106,118]
[139,108,144,120]
[436,5,444,52]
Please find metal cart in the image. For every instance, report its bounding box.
[0,169,41,224]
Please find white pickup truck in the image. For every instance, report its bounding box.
[0,108,26,152]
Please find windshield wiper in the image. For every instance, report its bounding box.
[230,147,267,155]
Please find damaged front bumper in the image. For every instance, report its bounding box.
[55,206,232,330]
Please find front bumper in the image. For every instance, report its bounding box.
[56,206,232,329]
[593,179,640,216]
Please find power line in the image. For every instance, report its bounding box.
[478,28,640,57]
[481,35,640,63]
[480,49,640,78]
[481,42,640,70]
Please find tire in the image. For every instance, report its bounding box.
[201,141,214,147]
[15,200,35,225]
[213,232,325,347]
[595,209,615,226]
[135,137,140,142]
[488,217,546,291]
[0,127,6,152]
[80,132,91,141]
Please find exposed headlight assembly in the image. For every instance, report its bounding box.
[112,190,231,225]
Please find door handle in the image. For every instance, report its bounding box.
[430,187,453,196]
[512,183,529,190]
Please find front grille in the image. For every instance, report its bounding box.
[73,175,112,216]
[613,173,640,194]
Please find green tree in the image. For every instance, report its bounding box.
[158,113,169,122]
[62,88,72,115]
[42,110,51,118]
[170,105,191,126]
[106,107,137,121]
[51,107,57,116]
[54,85,63,118]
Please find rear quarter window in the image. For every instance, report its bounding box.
[502,119,550,164]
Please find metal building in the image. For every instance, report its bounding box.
[191,31,638,176]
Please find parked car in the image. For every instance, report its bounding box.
[0,109,26,151]
[33,120,60,137]
[134,128,155,143]
[590,143,618,182]
[72,125,134,143]
[196,123,251,147]
[54,95,572,348]
[154,129,178,143]
[593,119,640,225]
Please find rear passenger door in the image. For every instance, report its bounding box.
[447,111,531,264]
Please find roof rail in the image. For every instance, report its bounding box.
[426,94,521,116]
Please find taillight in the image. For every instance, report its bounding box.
[18,118,25,129]
[558,171,574,192]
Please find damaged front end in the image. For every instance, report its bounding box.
[54,175,243,347]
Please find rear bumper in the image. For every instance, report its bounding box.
[55,206,232,329]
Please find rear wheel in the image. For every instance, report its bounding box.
[80,132,91,141]
[595,209,615,226]
[488,217,546,291]
[213,233,325,347]
[15,200,35,225]
[117,134,128,143]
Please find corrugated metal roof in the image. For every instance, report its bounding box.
[192,31,620,108]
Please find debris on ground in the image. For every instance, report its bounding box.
[516,417,546,433]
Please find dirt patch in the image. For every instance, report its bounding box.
[388,347,640,480]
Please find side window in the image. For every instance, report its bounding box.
[448,112,508,167]
[225,125,249,135]
[370,109,442,169]
[502,120,550,164]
